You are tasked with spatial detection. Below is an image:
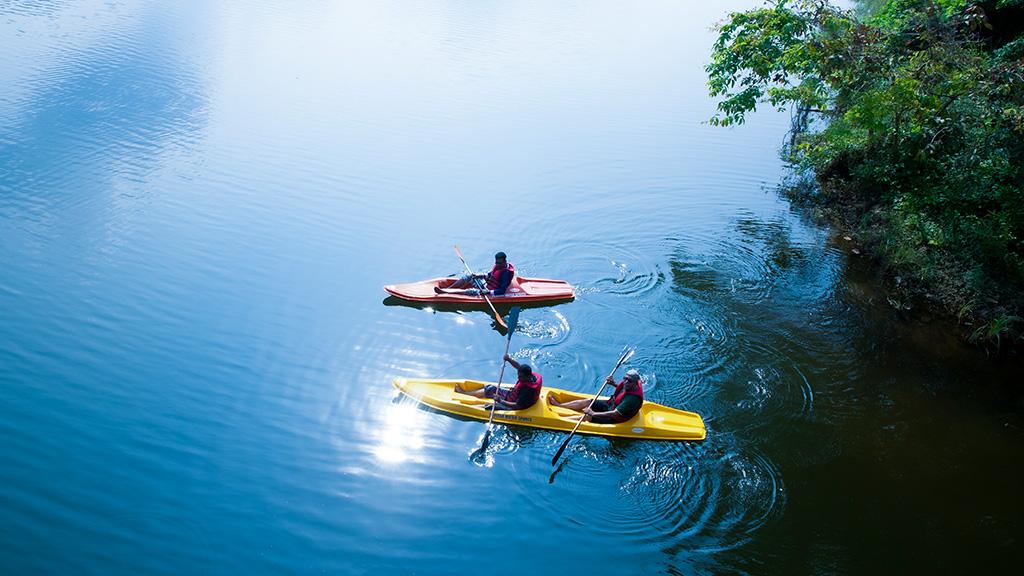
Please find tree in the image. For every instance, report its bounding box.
[708,0,1024,344]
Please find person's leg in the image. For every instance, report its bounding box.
[459,276,488,295]
[486,400,516,411]
[437,274,485,294]
[448,274,475,289]
[589,413,623,425]
[454,383,495,398]
[550,398,592,411]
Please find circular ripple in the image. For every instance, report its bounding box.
[722,336,815,433]
[668,235,776,306]
[515,347,594,387]
[513,438,783,555]
[515,309,571,344]
[650,306,736,382]
[662,445,785,552]
[551,239,666,298]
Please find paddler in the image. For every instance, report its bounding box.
[436,251,515,296]
[455,354,542,410]
[551,369,645,423]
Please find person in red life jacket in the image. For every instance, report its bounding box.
[454,354,542,410]
[551,369,644,424]
[435,251,515,296]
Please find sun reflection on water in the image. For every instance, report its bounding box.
[372,398,431,465]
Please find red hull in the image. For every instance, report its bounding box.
[384,276,575,304]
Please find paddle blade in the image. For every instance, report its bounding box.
[551,436,571,466]
[505,307,521,337]
[619,346,636,367]
[478,427,492,453]
[493,310,507,329]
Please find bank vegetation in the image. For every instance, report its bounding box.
[708,0,1024,348]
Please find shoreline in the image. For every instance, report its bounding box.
[782,177,1023,354]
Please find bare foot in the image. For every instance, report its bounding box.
[549,397,562,406]
[453,383,466,394]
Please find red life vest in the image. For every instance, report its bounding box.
[609,378,644,418]
[505,372,542,407]
[486,262,515,290]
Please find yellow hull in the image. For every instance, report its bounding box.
[392,378,706,441]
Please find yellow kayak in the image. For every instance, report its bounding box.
[392,378,706,441]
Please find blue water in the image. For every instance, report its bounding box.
[2,1,1022,574]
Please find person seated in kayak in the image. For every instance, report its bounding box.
[551,369,644,424]
[436,251,515,296]
[454,354,542,410]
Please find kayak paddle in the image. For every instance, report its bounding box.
[453,245,508,329]
[550,345,636,467]
[477,306,521,453]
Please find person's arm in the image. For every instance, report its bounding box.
[503,353,521,370]
[490,398,518,411]
[583,406,625,422]
[597,376,618,401]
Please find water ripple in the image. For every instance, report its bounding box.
[515,308,571,343]
[516,439,783,556]
[551,239,666,299]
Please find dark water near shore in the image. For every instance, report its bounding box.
[2,1,1022,574]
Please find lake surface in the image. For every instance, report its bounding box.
[2,1,1022,574]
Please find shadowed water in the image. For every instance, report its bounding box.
[2,1,1022,574]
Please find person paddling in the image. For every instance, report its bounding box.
[436,251,515,296]
[455,354,542,410]
[551,369,644,423]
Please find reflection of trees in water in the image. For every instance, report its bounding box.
[666,210,828,308]
[655,210,847,571]
[660,206,1024,574]
[734,214,806,274]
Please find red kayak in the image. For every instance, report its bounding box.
[384,276,575,305]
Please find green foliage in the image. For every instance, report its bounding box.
[708,0,1024,343]
[707,0,843,126]
[969,313,1021,347]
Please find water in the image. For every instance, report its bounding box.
[2,1,1022,574]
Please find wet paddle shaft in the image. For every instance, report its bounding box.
[453,245,507,329]
[551,346,635,466]
[478,306,520,452]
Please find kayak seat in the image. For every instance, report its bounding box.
[505,278,526,295]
